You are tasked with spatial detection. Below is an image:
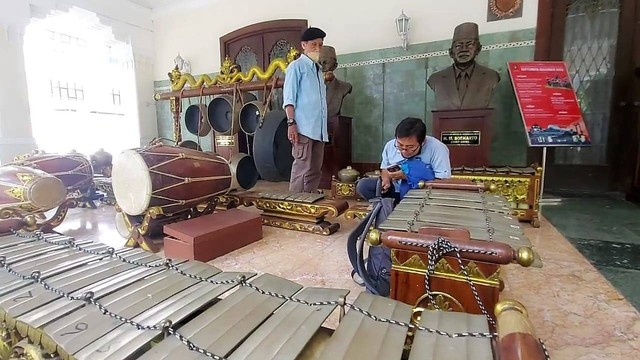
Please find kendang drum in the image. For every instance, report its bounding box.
[11,152,93,194]
[112,144,232,216]
[228,153,259,191]
[0,165,67,214]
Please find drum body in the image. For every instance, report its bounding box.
[0,165,67,214]
[253,110,293,181]
[11,153,93,193]
[111,144,232,216]
[208,93,257,135]
[185,104,211,136]
[228,153,259,191]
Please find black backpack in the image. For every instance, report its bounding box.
[347,179,396,296]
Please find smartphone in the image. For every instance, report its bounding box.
[387,164,401,172]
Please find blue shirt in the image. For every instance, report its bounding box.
[380,136,452,192]
[282,54,328,142]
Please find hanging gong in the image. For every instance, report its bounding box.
[252,110,293,181]
[228,152,259,190]
[207,93,257,135]
[177,140,202,151]
[239,100,266,135]
[184,104,211,136]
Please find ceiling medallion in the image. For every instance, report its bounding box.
[489,0,523,18]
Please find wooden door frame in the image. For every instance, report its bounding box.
[219,19,308,65]
[531,0,639,192]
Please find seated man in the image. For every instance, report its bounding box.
[356,117,451,204]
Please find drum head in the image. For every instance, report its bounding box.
[252,110,293,181]
[28,176,67,210]
[111,150,152,216]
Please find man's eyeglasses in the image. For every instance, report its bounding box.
[395,141,419,152]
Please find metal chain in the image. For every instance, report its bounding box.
[478,188,495,242]
[400,237,496,327]
[5,230,503,347]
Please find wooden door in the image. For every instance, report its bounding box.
[533,0,640,194]
[217,20,307,161]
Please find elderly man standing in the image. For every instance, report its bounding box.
[283,27,328,193]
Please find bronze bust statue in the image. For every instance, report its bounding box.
[427,22,500,110]
[319,46,353,116]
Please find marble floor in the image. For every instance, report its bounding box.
[52,181,640,360]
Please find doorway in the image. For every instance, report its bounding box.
[533,0,640,197]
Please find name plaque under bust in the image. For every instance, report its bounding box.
[441,130,481,146]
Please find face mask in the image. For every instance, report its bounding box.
[307,51,320,63]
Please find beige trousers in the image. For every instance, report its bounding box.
[289,134,325,193]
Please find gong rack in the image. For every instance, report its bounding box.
[153,48,300,144]
[0,229,551,360]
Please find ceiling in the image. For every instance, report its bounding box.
[126,0,177,9]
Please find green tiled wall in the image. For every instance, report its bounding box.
[154,28,535,166]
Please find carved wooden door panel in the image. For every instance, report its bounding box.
[226,35,263,73]
[263,32,300,110]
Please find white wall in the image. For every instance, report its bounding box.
[0,0,157,163]
[152,0,539,80]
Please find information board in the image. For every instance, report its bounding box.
[508,61,591,147]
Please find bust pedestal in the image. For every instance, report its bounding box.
[432,108,493,167]
[320,116,352,189]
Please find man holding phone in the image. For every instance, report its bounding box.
[356,117,451,204]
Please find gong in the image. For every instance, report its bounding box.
[184,104,211,136]
[239,101,266,135]
[252,110,293,181]
[177,140,202,151]
[228,153,259,190]
[207,93,257,135]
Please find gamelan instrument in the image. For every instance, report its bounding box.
[359,179,542,324]
[112,144,232,217]
[0,166,67,215]
[11,152,94,196]
[220,190,349,236]
[0,166,78,234]
[207,93,257,135]
[111,144,236,252]
[0,231,548,360]
[251,110,293,182]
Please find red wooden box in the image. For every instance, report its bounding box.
[163,209,263,262]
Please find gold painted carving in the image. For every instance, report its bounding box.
[261,217,336,236]
[335,182,356,197]
[344,208,369,220]
[169,48,299,91]
[411,292,465,325]
[390,250,500,286]
[254,199,338,218]
[452,174,530,204]
[489,0,522,18]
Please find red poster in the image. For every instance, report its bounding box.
[508,61,591,147]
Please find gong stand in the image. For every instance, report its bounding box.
[154,48,299,144]
[116,198,219,253]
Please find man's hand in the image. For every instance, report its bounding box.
[381,177,391,192]
[388,169,406,180]
[288,125,299,144]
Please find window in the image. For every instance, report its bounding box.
[50,80,84,101]
[111,89,121,105]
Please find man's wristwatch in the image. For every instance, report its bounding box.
[287,118,296,126]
